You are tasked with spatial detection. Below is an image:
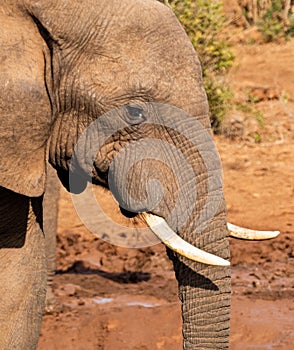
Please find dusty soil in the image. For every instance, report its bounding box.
[38,40,294,349]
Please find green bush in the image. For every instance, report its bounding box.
[162,0,235,131]
[239,0,294,42]
[204,76,234,132]
[257,1,294,42]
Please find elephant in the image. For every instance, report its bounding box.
[0,0,279,349]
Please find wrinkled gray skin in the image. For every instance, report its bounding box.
[0,0,230,349]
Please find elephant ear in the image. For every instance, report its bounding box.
[0,10,52,197]
[0,138,48,198]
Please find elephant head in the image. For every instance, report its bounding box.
[0,0,231,348]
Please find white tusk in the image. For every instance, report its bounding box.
[228,222,280,240]
[141,213,230,266]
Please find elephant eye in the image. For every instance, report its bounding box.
[125,105,146,125]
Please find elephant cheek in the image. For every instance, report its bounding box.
[107,152,179,218]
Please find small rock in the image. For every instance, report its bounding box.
[62,284,80,297]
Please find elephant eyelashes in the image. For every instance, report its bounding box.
[125,105,147,125]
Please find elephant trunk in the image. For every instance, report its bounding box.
[169,207,231,349]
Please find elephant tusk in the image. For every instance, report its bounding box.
[228,222,280,240]
[141,213,230,266]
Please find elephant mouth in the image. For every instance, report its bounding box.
[119,206,138,219]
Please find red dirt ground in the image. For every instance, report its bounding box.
[38,40,294,349]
